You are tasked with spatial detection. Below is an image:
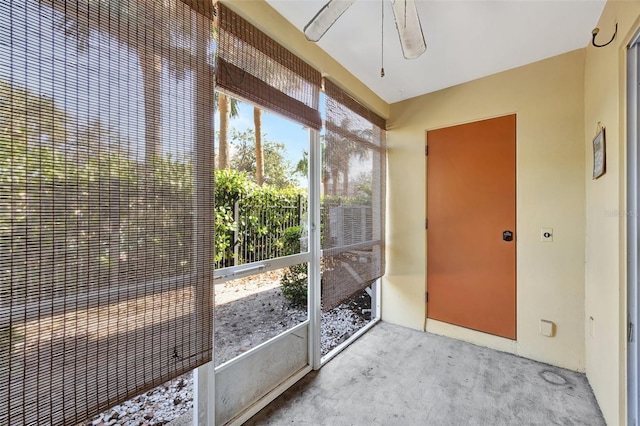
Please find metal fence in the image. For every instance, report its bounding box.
[215,195,306,269]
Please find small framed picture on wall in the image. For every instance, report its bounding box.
[593,127,606,179]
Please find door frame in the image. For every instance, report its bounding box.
[424,114,517,339]
[627,30,640,426]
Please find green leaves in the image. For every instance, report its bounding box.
[229,128,300,189]
[280,263,308,307]
[213,170,306,268]
[0,81,68,147]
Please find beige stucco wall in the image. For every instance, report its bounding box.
[584,2,640,425]
[383,49,587,372]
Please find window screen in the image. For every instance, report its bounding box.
[0,0,214,424]
[322,79,386,310]
[215,2,322,130]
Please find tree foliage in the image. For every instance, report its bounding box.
[0,80,68,146]
[325,119,371,196]
[0,127,307,296]
[214,169,306,268]
[230,128,299,189]
[51,0,202,161]
[0,82,309,302]
[279,226,307,307]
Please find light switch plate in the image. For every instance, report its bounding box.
[541,228,553,242]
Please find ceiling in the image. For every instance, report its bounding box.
[265,0,606,104]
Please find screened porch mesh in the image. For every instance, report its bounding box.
[215,2,322,131]
[322,80,387,310]
[0,0,214,424]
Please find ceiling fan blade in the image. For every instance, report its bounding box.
[304,0,357,42]
[391,0,426,59]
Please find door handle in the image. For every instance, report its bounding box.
[503,230,513,242]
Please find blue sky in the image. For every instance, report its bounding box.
[219,99,310,170]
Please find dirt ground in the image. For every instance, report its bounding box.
[214,269,372,364]
[214,270,307,365]
[86,270,372,425]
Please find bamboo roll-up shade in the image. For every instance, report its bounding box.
[215,2,322,130]
[0,0,215,424]
[321,80,386,310]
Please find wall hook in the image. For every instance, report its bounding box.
[592,23,618,48]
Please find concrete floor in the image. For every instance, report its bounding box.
[246,322,605,426]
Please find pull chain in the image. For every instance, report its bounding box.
[381,0,385,77]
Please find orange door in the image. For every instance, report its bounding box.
[426,115,516,339]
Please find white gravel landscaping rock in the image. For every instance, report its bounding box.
[85,373,193,426]
[83,285,371,426]
[320,303,369,355]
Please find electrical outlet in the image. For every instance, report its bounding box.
[540,319,555,337]
[541,228,553,242]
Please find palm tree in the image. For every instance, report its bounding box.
[325,118,370,196]
[254,107,264,185]
[215,92,240,170]
[139,46,162,161]
[218,93,231,169]
[47,0,218,281]
[48,0,193,163]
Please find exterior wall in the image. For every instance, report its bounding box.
[384,50,587,372]
[584,2,640,425]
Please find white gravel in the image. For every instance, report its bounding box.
[320,303,369,355]
[85,300,370,426]
[87,373,194,426]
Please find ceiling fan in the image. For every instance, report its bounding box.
[303,0,427,61]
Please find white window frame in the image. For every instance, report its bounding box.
[628,31,640,426]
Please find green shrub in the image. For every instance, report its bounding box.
[280,226,307,306]
[213,171,307,268]
[0,132,311,299]
[282,226,302,256]
[280,263,307,307]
